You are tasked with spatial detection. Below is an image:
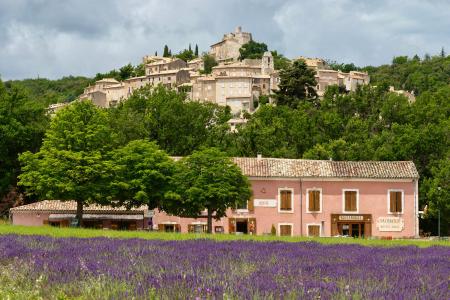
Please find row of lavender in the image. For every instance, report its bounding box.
[0,234,448,299]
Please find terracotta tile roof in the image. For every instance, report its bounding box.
[11,200,147,213]
[232,158,419,179]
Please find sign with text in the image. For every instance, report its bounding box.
[338,215,364,221]
[254,199,277,207]
[376,217,404,232]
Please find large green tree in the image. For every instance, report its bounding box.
[164,148,252,233]
[274,59,318,108]
[18,101,116,225]
[109,139,175,210]
[0,81,49,216]
[238,40,268,60]
[109,85,232,155]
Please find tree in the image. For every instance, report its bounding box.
[423,158,450,235]
[274,59,318,108]
[155,51,158,56]
[119,63,134,80]
[239,40,268,60]
[440,47,446,58]
[18,101,116,226]
[0,80,49,213]
[201,54,218,74]
[165,148,251,233]
[109,140,175,210]
[194,44,199,57]
[271,51,291,70]
[109,85,232,156]
[188,44,192,52]
[163,45,170,57]
[176,49,195,62]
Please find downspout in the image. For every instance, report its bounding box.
[299,178,303,237]
[414,179,419,238]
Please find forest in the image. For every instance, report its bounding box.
[1,53,449,234]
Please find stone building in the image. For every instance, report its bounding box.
[209,26,252,62]
[189,51,279,117]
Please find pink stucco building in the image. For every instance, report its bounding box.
[154,157,419,238]
[10,157,419,238]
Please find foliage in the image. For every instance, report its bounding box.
[327,60,361,73]
[238,40,268,60]
[164,148,252,233]
[0,235,448,299]
[364,54,450,95]
[109,85,232,156]
[109,140,175,210]
[18,101,116,224]
[201,54,218,74]
[274,59,318,108]
[175,48,196,62]
[4,76,91,105]
[271,50,291,70]
[163,45,170,57]
[94,63,145,82]
[0,80,49,209]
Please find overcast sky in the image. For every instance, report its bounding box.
[1,0,449,80]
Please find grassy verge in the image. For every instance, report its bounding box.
[0,223,448,247]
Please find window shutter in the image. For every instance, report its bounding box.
[308,191,314,211]
[396,192,402,213]
[314,191,320,211]
[228,219,235,234]
[175,224,181,232]
[345,192,351,211]
[352,192,357,211]
[248,197,254,212]
[286,191,292,210]
[158,224,164,232]
[390,191,396,212]
[43,220,49,225]
[188,225,194,233]
[308,225,320,237]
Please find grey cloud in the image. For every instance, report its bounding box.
[0,0,449,80]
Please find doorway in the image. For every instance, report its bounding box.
[236,220,248,234]
[338,223,365,238]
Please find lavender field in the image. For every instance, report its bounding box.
[0,235,449,299]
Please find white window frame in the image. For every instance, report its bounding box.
[342,189,359,214]
[278,223,293,237]
[387,189,404,214]
[235,200,248,213]
[306,223,322,237]
[306,188,322,213]
[278,188,294,213]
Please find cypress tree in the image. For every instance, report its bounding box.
[155,51,158,56]
[195,44,199,57]
[188,44,192,52]
[163,45,169,57]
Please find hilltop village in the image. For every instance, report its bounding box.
[65,27,370,125]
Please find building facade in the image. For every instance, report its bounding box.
[154,157,419,238]
[209,26,252,62]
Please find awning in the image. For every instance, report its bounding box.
[48,214,144,221]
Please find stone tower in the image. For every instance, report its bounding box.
[262,51,274,75]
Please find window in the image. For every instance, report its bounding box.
[307,224,321,237]
[278,223,293,236]
[389,190,403,213]
[343,190,358,213]
[236,200,248,211]
[307,189,322,213]
[278,189,293,212]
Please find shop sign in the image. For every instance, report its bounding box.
[376,217,404,232]
[254,199,277,207]
[338,215,364,221]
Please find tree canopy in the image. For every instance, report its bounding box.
[18,101,116,225]
[274,59,318,108]
[239,40,268,60]
[164,148,252,233]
